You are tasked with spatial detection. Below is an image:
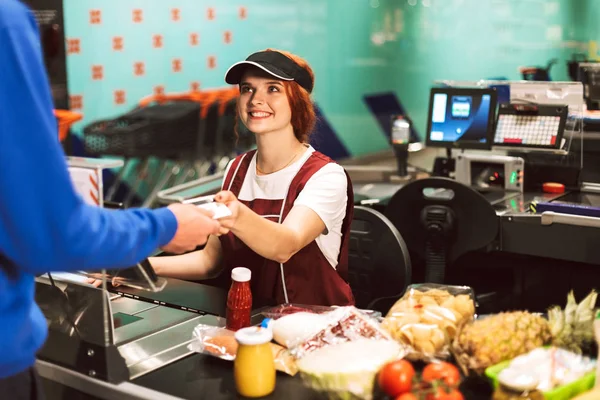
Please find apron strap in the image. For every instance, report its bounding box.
[224,150,256,195]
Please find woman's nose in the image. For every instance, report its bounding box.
[250,90,265,105]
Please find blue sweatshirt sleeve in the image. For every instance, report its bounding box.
[0,6,178,274]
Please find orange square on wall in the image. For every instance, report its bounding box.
[190,82,201,92]
[208,56,216,69]
[113,37,124,51]
[90,10,101,24]
[190,33,199,46]
[70,95,83,110]
[224,31,232,44]
[171,8,181,21]
[92,65,103,80]
[133,9,143,23]
[239,7,247,19]
[67,39,80,54]
[153,35,163,48]
[207,8,215,20]
[114,90,126,105]
[134,62,145,76]
[154,86,165,96]
[172,59,182,72]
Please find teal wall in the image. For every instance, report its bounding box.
[63,0,584,159]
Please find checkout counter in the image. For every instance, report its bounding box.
[38,81,600,399]
[36,265,321,400]
[36,158,320,399]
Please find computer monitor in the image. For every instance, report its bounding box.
[425,87,497,150]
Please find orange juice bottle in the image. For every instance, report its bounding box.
[234,327,276,397]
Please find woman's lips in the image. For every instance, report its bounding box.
[248,111,272,119]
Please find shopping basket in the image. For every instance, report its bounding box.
[83,100,201,158]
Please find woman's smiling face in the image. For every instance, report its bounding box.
[237,68,292,136]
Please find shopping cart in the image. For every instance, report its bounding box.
[83,97,201,207]
[83,86,250,208]
[134,88,242,207]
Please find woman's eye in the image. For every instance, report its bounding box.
[240,86,253,93]
[269,86,280,92]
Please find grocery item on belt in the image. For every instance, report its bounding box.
[189,323,298,375]
[204,334,238,359]
[381,283,476,361]
[497,347,595,392]
[455,290,597,376]
[288,306,396,360]
[296,338,403,400]
[271,312,330,348]
[260,303,383,321]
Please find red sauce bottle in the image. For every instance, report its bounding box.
[226,267,252,331]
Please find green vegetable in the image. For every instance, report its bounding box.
[296,339,403,400]
[547,290,598,355]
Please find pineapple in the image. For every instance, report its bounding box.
[452,311,551,375]
[547,290,597,355]
[452,290,598,376]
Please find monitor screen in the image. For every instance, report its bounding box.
[425,87,497,150]
[493,103,567,149]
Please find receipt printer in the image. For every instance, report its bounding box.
[455,154,524,192]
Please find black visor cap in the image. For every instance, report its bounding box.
[224,51,313,93]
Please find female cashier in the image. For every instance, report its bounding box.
[151,49,355,307]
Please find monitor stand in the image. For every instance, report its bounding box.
[432,148,456,178]
[392,142,410,178]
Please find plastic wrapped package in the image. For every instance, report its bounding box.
[260,303,382,321]
[189,324,238,360]
[189,324,298,376]
[285,306,402,360]
[381,283,476,361]
[261,303,334,319]
[270,312,331,349]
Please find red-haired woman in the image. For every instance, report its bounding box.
[152,49,355,307]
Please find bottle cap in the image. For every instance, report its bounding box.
[542,182,565,194]
[234,326,273,345]
[260,318,273,329]
[231,267,251,282]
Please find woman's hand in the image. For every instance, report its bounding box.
[215,190,241,234]
[85,277,121,288]
[86,277,102,287]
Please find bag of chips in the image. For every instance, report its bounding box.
[380,283,476,361]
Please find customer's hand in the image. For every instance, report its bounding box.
[161,204,221,253]
[214,191,240,234]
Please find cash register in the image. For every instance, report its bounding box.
[424,84,580,209]
[424,86,524,205]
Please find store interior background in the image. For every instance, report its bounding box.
[62,0,597,196]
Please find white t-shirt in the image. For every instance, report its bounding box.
[222,146,348,269]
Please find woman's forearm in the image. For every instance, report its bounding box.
[151,235,222,279]
[230,203,308,263]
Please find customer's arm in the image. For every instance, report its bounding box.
[150,235,223,280]
[0,14,215,274]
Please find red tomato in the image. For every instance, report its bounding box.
[422,362,461,387]
[426,387,464,400]
[378,359,415,397]
[396,393,418,400]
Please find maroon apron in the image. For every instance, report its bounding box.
[219,149,355,307]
